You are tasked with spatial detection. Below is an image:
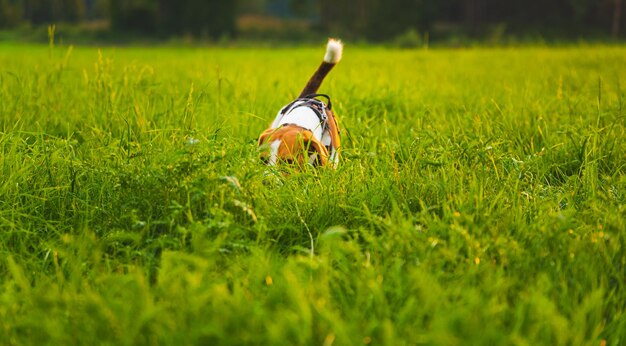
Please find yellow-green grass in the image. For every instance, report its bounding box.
[1,43,625,345]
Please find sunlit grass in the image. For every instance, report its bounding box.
[1,43,625,345]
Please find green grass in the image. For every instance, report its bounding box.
[1,42,625,345]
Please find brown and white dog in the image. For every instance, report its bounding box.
[258,39,343,168]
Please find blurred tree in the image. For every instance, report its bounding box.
[23,0,52,23]
[237,0,269,15]
[186,0,235,38]
[612,0,622,37]
[288,0,317,19]
[367,0,438,39]
[109,0,235,38]
[109,0,158,34]
[318,0,437,40]
[318,0,372,39]
[85,0,109,20]
[158,0,236,38]
[1,0,624,40]
[55,0,85,22]
[19,0,84,24]
[0,0,23,28]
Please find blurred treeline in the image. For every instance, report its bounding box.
[0,0,623,42]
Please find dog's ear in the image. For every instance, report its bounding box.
[258,128,275,146]
[302,132,329,166]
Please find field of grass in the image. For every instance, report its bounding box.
[0,42,625,345]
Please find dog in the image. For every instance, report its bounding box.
[258,38,343,168]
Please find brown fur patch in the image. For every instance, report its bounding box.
[258,125,329,167]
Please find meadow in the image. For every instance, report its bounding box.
[0,42,625,345]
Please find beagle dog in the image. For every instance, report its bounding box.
[258,39,343,168]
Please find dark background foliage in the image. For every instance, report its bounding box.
[0,0,623,42]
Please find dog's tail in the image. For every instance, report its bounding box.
[298,38,343,98]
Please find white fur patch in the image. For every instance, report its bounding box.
[268,140,281,166]
[277,105,324,141]
[324,38,343,64]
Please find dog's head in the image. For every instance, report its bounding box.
[258,125,329,167]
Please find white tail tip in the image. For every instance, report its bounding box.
[323,38,343,64]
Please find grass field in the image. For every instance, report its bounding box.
[0,42,625,345]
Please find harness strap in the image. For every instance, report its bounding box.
[302,93,332,110]
[278,94,341,161]
[325,108,341,159]
[304,94,340,157]
[280,96,329,131]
